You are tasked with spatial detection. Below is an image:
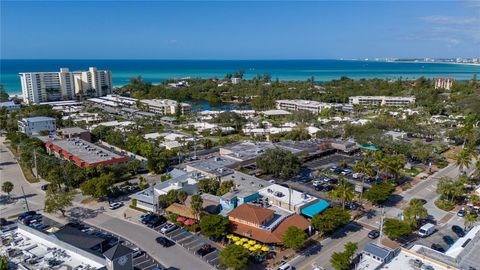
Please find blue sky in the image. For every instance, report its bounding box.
[1,1,479,59]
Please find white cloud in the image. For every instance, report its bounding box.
[420,15,478,25]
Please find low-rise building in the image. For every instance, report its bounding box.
[258,184,319,214]
[227,203,310,244]
[348,96,415,106]
[140,99,191,115]
[0,100,20,110]
[435,78,455,90]
[185,156,237,178]
[45,138,128,167]
[276,100,341,114]
[18,116,56,136]
[57,127,91,142]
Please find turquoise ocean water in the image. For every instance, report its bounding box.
[1,59,479,94]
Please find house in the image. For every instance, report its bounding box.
[18,116,56,136]
[357,243,397,270]
[0,100,20,110]
[258,184,319,214]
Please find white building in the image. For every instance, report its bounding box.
[232,78,241,84]
[434,78,455,90]
[258,184,318,214]
[275,100,340,114]
[0,100,20,110]
[18,116,56,136]
[20,67,112,104]
[348,96,415,106]
[140,99,191,115]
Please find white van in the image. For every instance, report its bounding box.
[277,263,293,270]
[418,223,435,237]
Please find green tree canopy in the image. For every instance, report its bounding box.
[199,214,230,240]
[363,182,395,205]
[218,244,249,270]
[44,188,74,217]
[282,226,308,250]
[1,181,14,196]
[330,242,358,270]
[383,218,411,240]
[256,148,301,179]
[311,207,351,235]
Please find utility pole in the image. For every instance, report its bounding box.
[21,186,30,212]
[193,135,197,159]
[33,148,39,179]
[378,207,385,245]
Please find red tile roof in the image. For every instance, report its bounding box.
[227,204,274,225]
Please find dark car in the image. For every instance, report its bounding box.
[452,225,465,237]
[457,209,466,217]
[196,244,215,257]
[431,244,445,252]
[41,184,49,191]
[443,235,455,246]
[141,214,153,224]
[147,215,166,227]
[368,230,380,239]
[346,202,360,210]
[155,236,174,247]
[322,185,333,192]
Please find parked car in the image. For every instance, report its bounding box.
[368,230,380,239]
[277,263,293,270]
[451,225,465,237]
[109,202,124,210]
[160,222,177,234]
[443,235,455,246]
[457,209,466,217]
[352,173,361,179]
[312,180,321,187]
[430,243,445,252]
[140,214,153,224]
[155,236,174,247]
[418,223,436,237]
[147,215,166,228]
[132,248,144,258]
[196,244,215,257]
[41,184,49,191]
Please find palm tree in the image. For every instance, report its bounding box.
[464,213,477,230]
[403,199,428,228]
[353,158,375,200]
[455,147,475,175]
[329,176,355,209]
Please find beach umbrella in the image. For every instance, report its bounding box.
[226,234,233,239]
[176,216,186,222]
[240,238,248,243]
[254,244,262,249]
[243,243,251,249]
[235,241,242,245]
[249,247,257,252]
[248,240,256,245]
[184,219,195,225]
[261,246,270,252]
[232,236,240,242]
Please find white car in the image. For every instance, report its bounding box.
[109,202,124,210]
[160,222,177,234]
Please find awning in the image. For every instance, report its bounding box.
[301,200,330,218]
[359,144,379,151]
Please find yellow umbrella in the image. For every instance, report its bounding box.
[226,234,233,239]
[232,236,240,242]
[254,244,262,249]
[235,241,242,245]
[243,243,251,249]
[249,247,257,252]
[240,238,248,242]
[248,240,256,245]
[261,246,270,252]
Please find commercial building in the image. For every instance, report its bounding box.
[18,116,56,136]
[185,156,237,178]
[57,127,91,142]
[348,96,415,106]
[20,67,112,104]
[227,203,310,244]
[434,78,455,90]
[45,138,128,167]
[258,184,319,214]
[140,99,191,115]
[275,100,341,114]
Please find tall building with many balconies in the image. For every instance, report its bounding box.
[19,67,112,104]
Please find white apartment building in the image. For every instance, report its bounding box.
[434,78,455,90]
[140,99,191,115]
[18,116,56,136]
[275,99,340,114]
[19,67,112,104]
[348,96,415,107]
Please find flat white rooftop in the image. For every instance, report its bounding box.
[258,184,317,210]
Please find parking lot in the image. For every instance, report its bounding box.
[412,215,467,253]
[158,225,225,269]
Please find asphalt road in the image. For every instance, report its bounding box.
[288,222,374,270]
[0,137,215,270]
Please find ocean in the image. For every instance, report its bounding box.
[1,59,479,94]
